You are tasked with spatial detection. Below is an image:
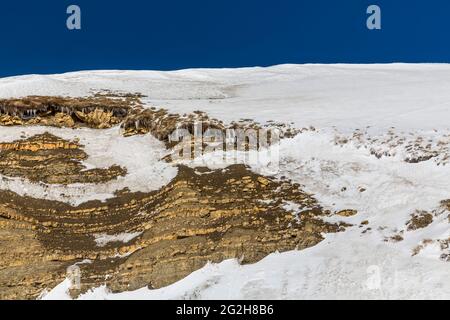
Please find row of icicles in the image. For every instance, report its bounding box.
[0,105,129,119]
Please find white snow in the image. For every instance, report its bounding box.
[1,64,448,299]
[0,126,177,206]
[94,232,142,247]
[53,128,448,300]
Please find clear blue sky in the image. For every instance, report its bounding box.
[0,0,449,77]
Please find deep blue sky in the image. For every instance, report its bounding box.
[0,0,449,77]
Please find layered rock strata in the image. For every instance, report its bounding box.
[0,95,353,299]
[0,96,133,129]
[0,133,126,184]
[0,133,348,299]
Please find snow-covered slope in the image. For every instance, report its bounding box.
[2,64,450,131]
[1,64,448,299]
[45,130,450,300]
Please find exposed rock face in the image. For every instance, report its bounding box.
[442,200,450,215]
[74,109,120,129]
[412,237,450,261]
[336,209,358,217]
[0,96,132,129]
[0,133,126,184]
[0,215,68,300]
[0,133,348,299]
[121,108,299,145]
[408,202,450,261]
[406,211,434,231]
[0,96,352,299]
[334,129,450,166]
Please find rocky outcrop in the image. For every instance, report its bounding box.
[406,211,433,231]
[0,96,349,299]
[0,133,126,184]
[336,209,358,217]
[0,96,300,149]
[408,202,450,261]
[0,96,133,129]
[0,133,349,299]
[121,108,299,145]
